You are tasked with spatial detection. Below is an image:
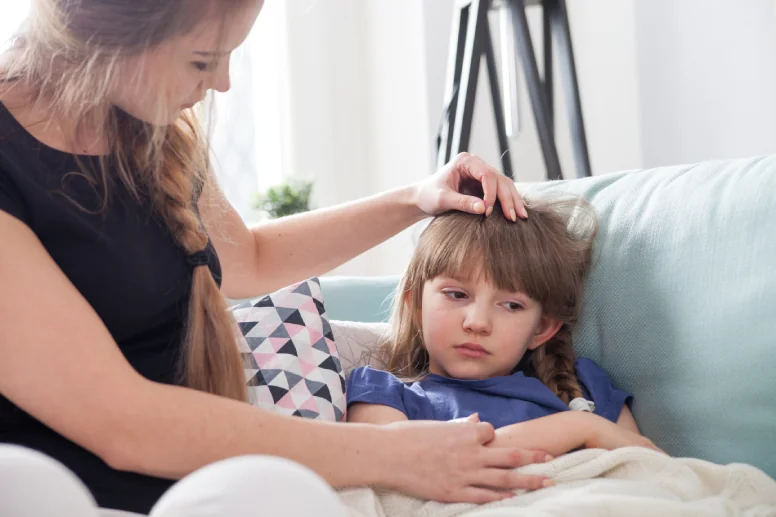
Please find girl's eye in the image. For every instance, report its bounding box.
[504,302,524,311]
[443,290,467,301]
[192,61,213,72]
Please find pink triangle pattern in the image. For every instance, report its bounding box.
[299,297,319,314]
[231,278,347,422]
[269,337,290,352]
[326,337,337,355]
[276,392,298,410]
[300,396,319,413]
[251,352,278,369]
[298,360,318,377]
[284,323,307,339]
[307,328,323,344]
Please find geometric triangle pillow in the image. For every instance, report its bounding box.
[230,277,346,422]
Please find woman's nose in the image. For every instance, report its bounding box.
[209,59,232,93]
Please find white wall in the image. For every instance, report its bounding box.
[634,0,776,167]
[281,0,646,277]
[422,0,645,182]
[283,0,434,277]
[357,1,436,276]
[283,1,374,275]
[279,0,776,278]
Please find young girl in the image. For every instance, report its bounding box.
[347,196,661,457]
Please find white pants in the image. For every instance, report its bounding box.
[0,445,347,517]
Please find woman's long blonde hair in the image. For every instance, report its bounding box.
[0,1,250,401]
[381,190,598,405]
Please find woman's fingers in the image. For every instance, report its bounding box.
[456,486,516,505]
[472,468,552,493]
[481,447,552,469]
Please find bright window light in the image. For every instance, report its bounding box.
[1,1,30,45]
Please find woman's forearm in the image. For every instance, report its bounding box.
[249,185,424,293]
[489,412,596,457]
[109,379,395,489]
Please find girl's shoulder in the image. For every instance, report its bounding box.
[574,357,607,376]
[347,366,409,391]
[574,357,633,422]
[349,365,402,380]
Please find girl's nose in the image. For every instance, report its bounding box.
[463,304,492,335]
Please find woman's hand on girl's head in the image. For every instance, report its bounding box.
[378,419,552,504]
[413,153,528,222]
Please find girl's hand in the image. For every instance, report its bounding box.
[413,153,528,221]
[585,416,665,454]
[380,419,552,504]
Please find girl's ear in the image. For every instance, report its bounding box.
[527,316,563,350]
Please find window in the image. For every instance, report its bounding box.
[208,0,288,224]
[0,1,29,47]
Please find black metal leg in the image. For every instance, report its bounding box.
[549,0,591,177]
[449,0,488,163]
[509,0,563,180]
[482,20,514,179]
[543,1,554,136]
[437,3,471,170]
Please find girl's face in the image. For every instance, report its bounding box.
[420,275,562,380]
[108,1,263,125]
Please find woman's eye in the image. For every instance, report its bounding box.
[192,61,212,72]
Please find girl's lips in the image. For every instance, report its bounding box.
[455,343,489,358]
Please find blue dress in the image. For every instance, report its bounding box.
[346,358,632,427]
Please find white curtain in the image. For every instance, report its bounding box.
[0,1,29,48]
[209,0,289,225]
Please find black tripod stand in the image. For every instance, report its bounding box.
[436,0,591,180]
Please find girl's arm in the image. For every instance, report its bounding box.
[489,411,661,457]
[616,406,640,433]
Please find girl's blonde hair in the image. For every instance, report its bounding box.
[381,189,597,405]
[0,1,251,401]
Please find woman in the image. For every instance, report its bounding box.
[0,1,548,516]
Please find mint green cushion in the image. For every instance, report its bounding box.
[321,155,776,477]
[320,276,399,322]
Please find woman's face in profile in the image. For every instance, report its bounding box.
[108,0,263,125]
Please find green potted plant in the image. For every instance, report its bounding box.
[253,180,314,219]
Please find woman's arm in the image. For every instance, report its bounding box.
[0,212,549,503]
[489,411,661,457]
[347,403,409,425]
[201,153,527,299]
[201,181,425,299]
